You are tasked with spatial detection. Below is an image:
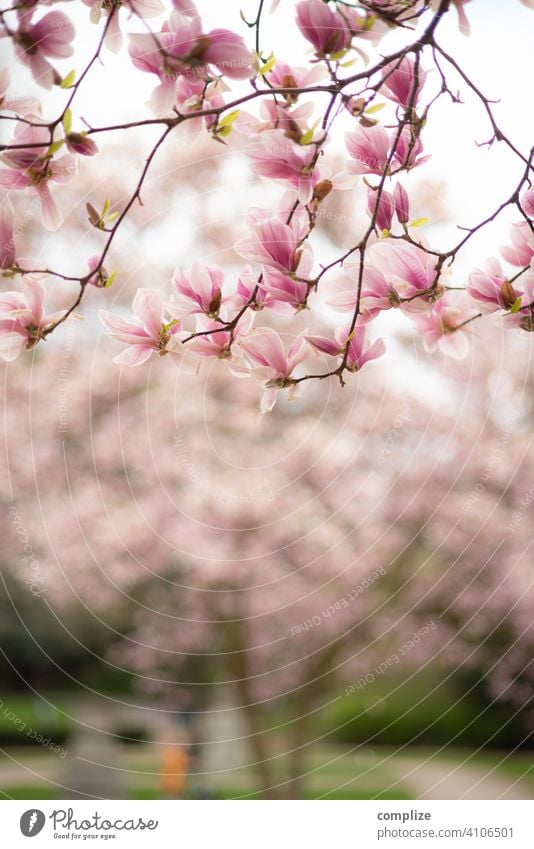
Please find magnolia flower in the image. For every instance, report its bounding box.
[382,56,427,109]
[328,260,400,321]
[295,0,351,55]
[175,78,225,132]
[201,29,255,79]
[267,60,326,97]
[393,182,410,224]
[129,17,254,106]
[467,259,519,314]
[502,271,534,331]
[372,240,440,305]
[247,129,320,203]
[0,67,41,116]
[0,123,76,231]
[0,277,65,360]
[83,0,163,54]
[239,328,309,412]
[0,196,15,270]
[521,187,534,219]
[500,221,534,267]
[394,127,430,171]
[12,10,75,89]
[65,132,98,156]
[338,6,388,43]
[236,217,309,274]
[306,324,385,372]
[345,124,391,176]
[367,187,394,232]
[99,289,184,366]
[186,311,253,359]
[259,264,311,313]
[170,263,224,317]
[229,266,268,311]
[410,298,473,359]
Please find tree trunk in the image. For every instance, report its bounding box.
[286,710,309,800]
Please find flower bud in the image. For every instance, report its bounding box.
[393,182,410,224]
[66,133,98,156]
[312,179,333,203]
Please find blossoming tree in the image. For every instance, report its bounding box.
[3,329,534,796]
[1,0,533,411]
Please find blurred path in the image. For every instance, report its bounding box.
[390,754,533,800]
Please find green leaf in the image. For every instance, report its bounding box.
[259,52,276,75]
[46,140,65,157]
[102,198,110,218]
[219,109,240,128]
[106,211,119,223]
[59,69,76,89]
[217,125,232,138]
[365,102,385,115]
[104,271,116,288]
[510,298,523,314]
[62,109,72,136]
[330,49,348,62]
[408,217,430,228]
[300,128,314,145]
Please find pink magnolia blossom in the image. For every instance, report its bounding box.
[382,56,427,108]
[0,67,41,116]
[229,266,268,311]
[87,255,113,288]
[338,7,388,43]
[306,324,385,372]
[500,221,534,267]
[99,289,184,366]
[83,0,163,54]
[467,259,519,314]
[295,0,351,56]
[394,127,430,171]
[170,263,224,317]
[0,195,15,270]
[327,262,399,320]
[65,132,98,157]
[393,182,410,224]
[186,312,253,359]
[0,124,76,231]
[521,187,534,219]
[129,16,254,104]
[12,10,75,89]
[236,216,309,274]
[175,78,225,133]
[201,29,255,80]
[247,129,320,203]
[239,328,309,412]
[267,60,326,94]
[410,297,473,359]
[259,261,312,313]
[502,271,534,331]
[0,277,65,360]
[367,187,394,232]
[372,240,439,304]
[345,124,391,175]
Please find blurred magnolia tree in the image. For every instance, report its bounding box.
[2,323,534,795]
